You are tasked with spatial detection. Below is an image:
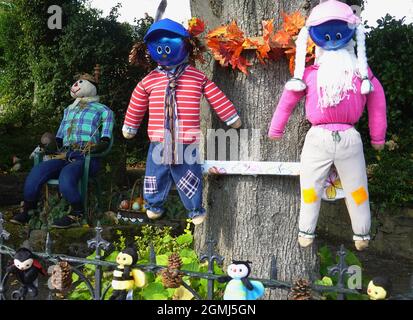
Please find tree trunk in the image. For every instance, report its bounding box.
[191,0,319,299]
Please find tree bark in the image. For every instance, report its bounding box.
[191,0,320,299]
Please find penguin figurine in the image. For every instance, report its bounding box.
[109,247,147,300]
[367,276,392,300]
[6,248,46,298]
[218,261,265,300]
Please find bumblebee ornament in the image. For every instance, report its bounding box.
[218,261,265,300]
[110,248,147,300]
[367,277,392,300]
[6,248,47,299]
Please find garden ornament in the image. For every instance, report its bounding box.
[10,65,114,228]
[268,0,387,251]
[6,247,47,299]
[367,276,392,300]
[122,18,241,225]
[110,248,146,300]
[218,260,265,300]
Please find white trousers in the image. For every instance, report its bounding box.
[299,126,371,241]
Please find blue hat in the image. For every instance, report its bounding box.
[144,18,190,42]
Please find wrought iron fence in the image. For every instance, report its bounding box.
[0,212,411,301]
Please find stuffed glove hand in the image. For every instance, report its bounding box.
[122,125,137,139]
[269,135,282,141]
[230,118,242,129]
[371,143,384,151]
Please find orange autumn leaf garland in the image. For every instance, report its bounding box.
[205,11,315,75]
[281,11,306,34]
[187,17,207,65]
[206,21,252,74]
[188,17,205,37]
[129,14,314,75]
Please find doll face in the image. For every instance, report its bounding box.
[227,263,249,279]
[116,252,133,266]
[14,258,33,271]
[147,35,188,67]
[309,20,356,51]
[367,280,388,300]
[70,79,97,99]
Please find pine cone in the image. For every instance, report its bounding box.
[288,279,313,300]
[50,262,73,292]
[160,253,183,289]
[168,253,183,270]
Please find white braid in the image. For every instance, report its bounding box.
[356,24,374,94]
[285,26,309,92]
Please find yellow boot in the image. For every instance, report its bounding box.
[355,240,369,251]
[298,236,314,248]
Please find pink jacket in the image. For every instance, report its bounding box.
[268,66,387,145]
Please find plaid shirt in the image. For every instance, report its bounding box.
[56,101,114,147]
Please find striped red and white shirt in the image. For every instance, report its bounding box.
[123,65,239,143]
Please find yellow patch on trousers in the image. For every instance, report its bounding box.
[303,188,318,204]
[351,187,368,205]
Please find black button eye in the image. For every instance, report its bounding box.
[325,34,331,41]
[79,80,83,84]
[165,46,171,54]
[336,33,343,40]
[157,46,163,54]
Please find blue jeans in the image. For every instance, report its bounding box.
[144,143,205,218]
[24,156,100,212]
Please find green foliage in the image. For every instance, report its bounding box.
[163,194,188,220]
[0,0,152,171]
[69,224,225,300]
[114,223,194,257]
[68,250,118,300]
[316,246,369,300]
[357,16,413,211]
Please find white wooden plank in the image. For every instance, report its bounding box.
[201,160,345,201]
[201,160,300,176]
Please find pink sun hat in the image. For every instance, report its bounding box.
[306,0,361,27]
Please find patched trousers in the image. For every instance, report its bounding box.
[299,126,371,241]
[144,142,205,219]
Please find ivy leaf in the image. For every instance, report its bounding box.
[182,261,200,272]
[344,250,362,267]
[317,276,334,287]
[173,285,194,300]
[179,248,198,259]
[141,282,169,300]
[156,254,169,266]
[105,250,119,262]
[176,233,193,245]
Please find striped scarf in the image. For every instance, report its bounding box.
[159,63,188,164]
